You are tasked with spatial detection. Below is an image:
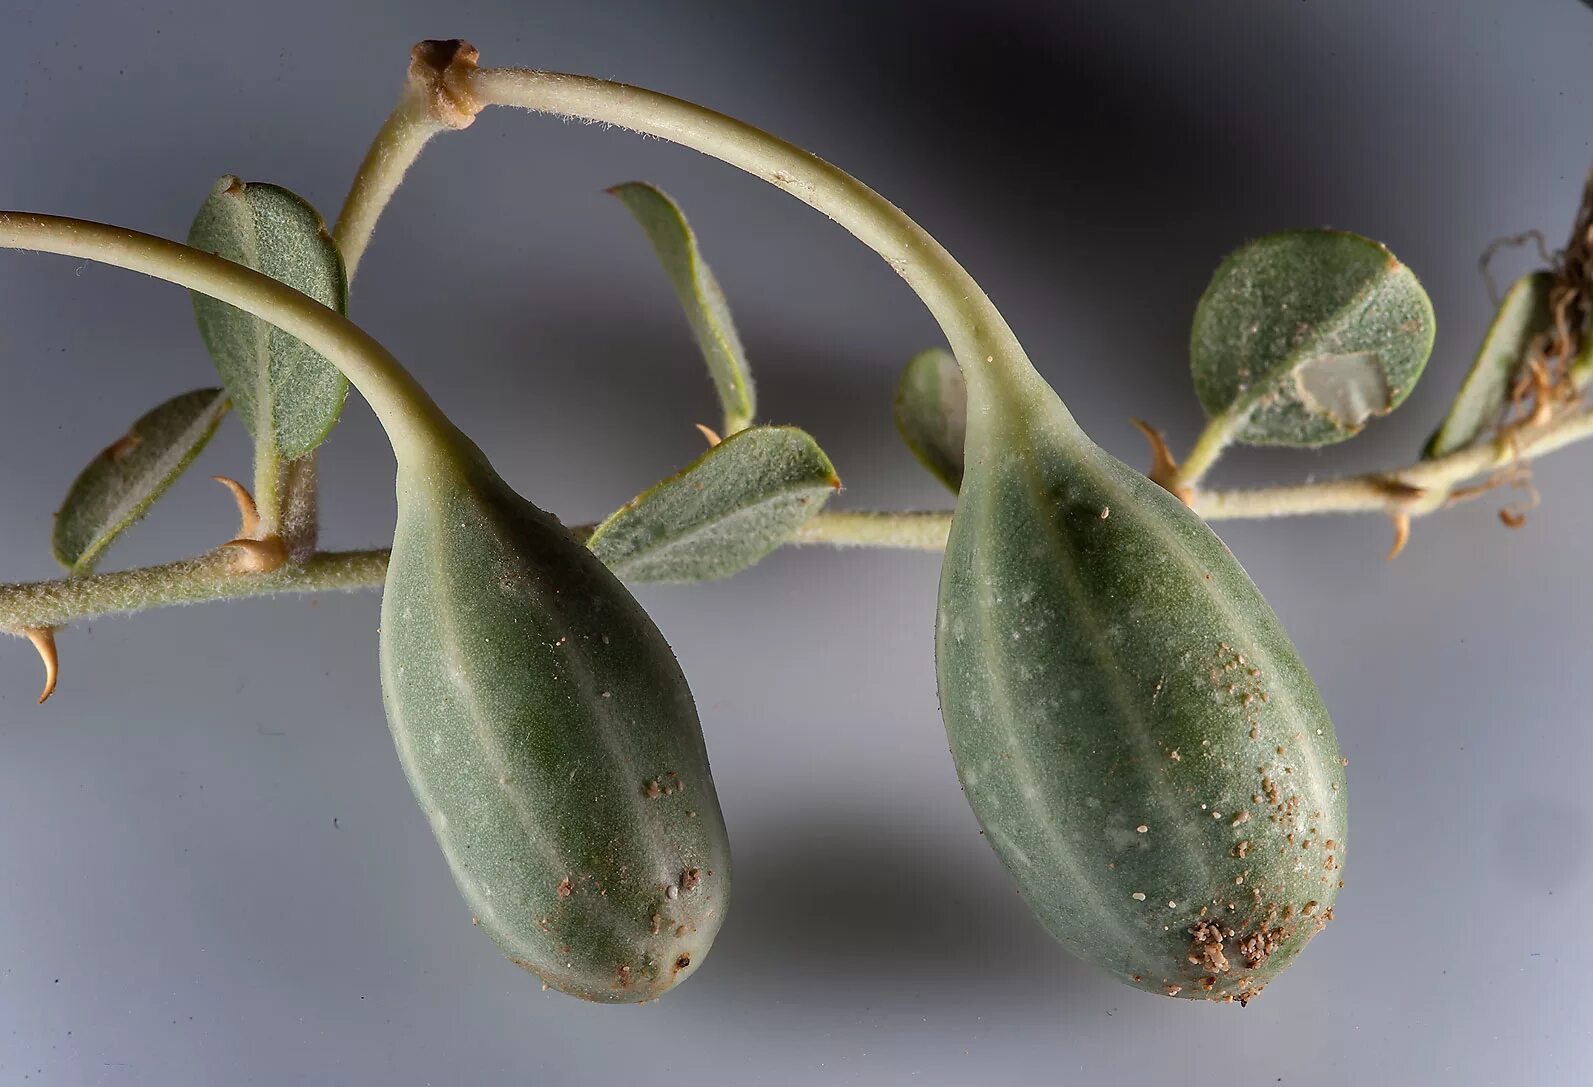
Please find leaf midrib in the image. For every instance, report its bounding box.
[1228,263,1405,426]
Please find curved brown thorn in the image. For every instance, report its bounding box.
[23,627,58,704]
[1130,418,1193,506]
[693,423,723,448]
[212,476,262,539]
[1386,512,1411,561]
[211,477,287,572]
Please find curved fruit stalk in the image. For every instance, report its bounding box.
[0,214,731,1004]
[382,434,730,1002]
[937,364,1346,1001]
[452,55,1353,1000]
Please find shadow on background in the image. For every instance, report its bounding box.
[697,816,1098,1005]
[755,0,1325,397]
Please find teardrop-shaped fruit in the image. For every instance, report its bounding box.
[936,365,1345,1003]
[380,434,731,1003]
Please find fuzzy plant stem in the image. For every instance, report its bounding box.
[0,550,391,630]
[333,41,480,278]
[7,392,1593,633]
[333,42,1061,422]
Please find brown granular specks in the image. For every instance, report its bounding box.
[642,778,665,799]
[680,868,702,892]
[649,913,662,935]
[1210,644,1269,711]
[1164,983,1183,997]
[557,877,573,898]
[1188,921,1233,974]
[1233,840,1251,859]
[1237,926,1290,969]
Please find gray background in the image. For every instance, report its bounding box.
[1,0,1589,1082]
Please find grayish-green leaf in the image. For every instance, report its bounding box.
[187,176,349,459]
[1190,229,1435,446]
[610,181,757,434]
[895,347,966,492]
[588,426,839,582]
[51,388,229,574]
[1424,271,1554,459]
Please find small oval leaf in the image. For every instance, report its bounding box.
[588,426,840,582]
[1190,230,1435,446]
[894,348,966,492]
[52,388,230,574]
[1424,271,1554,459]
[187,176,349,459]
[610,182,757,434]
